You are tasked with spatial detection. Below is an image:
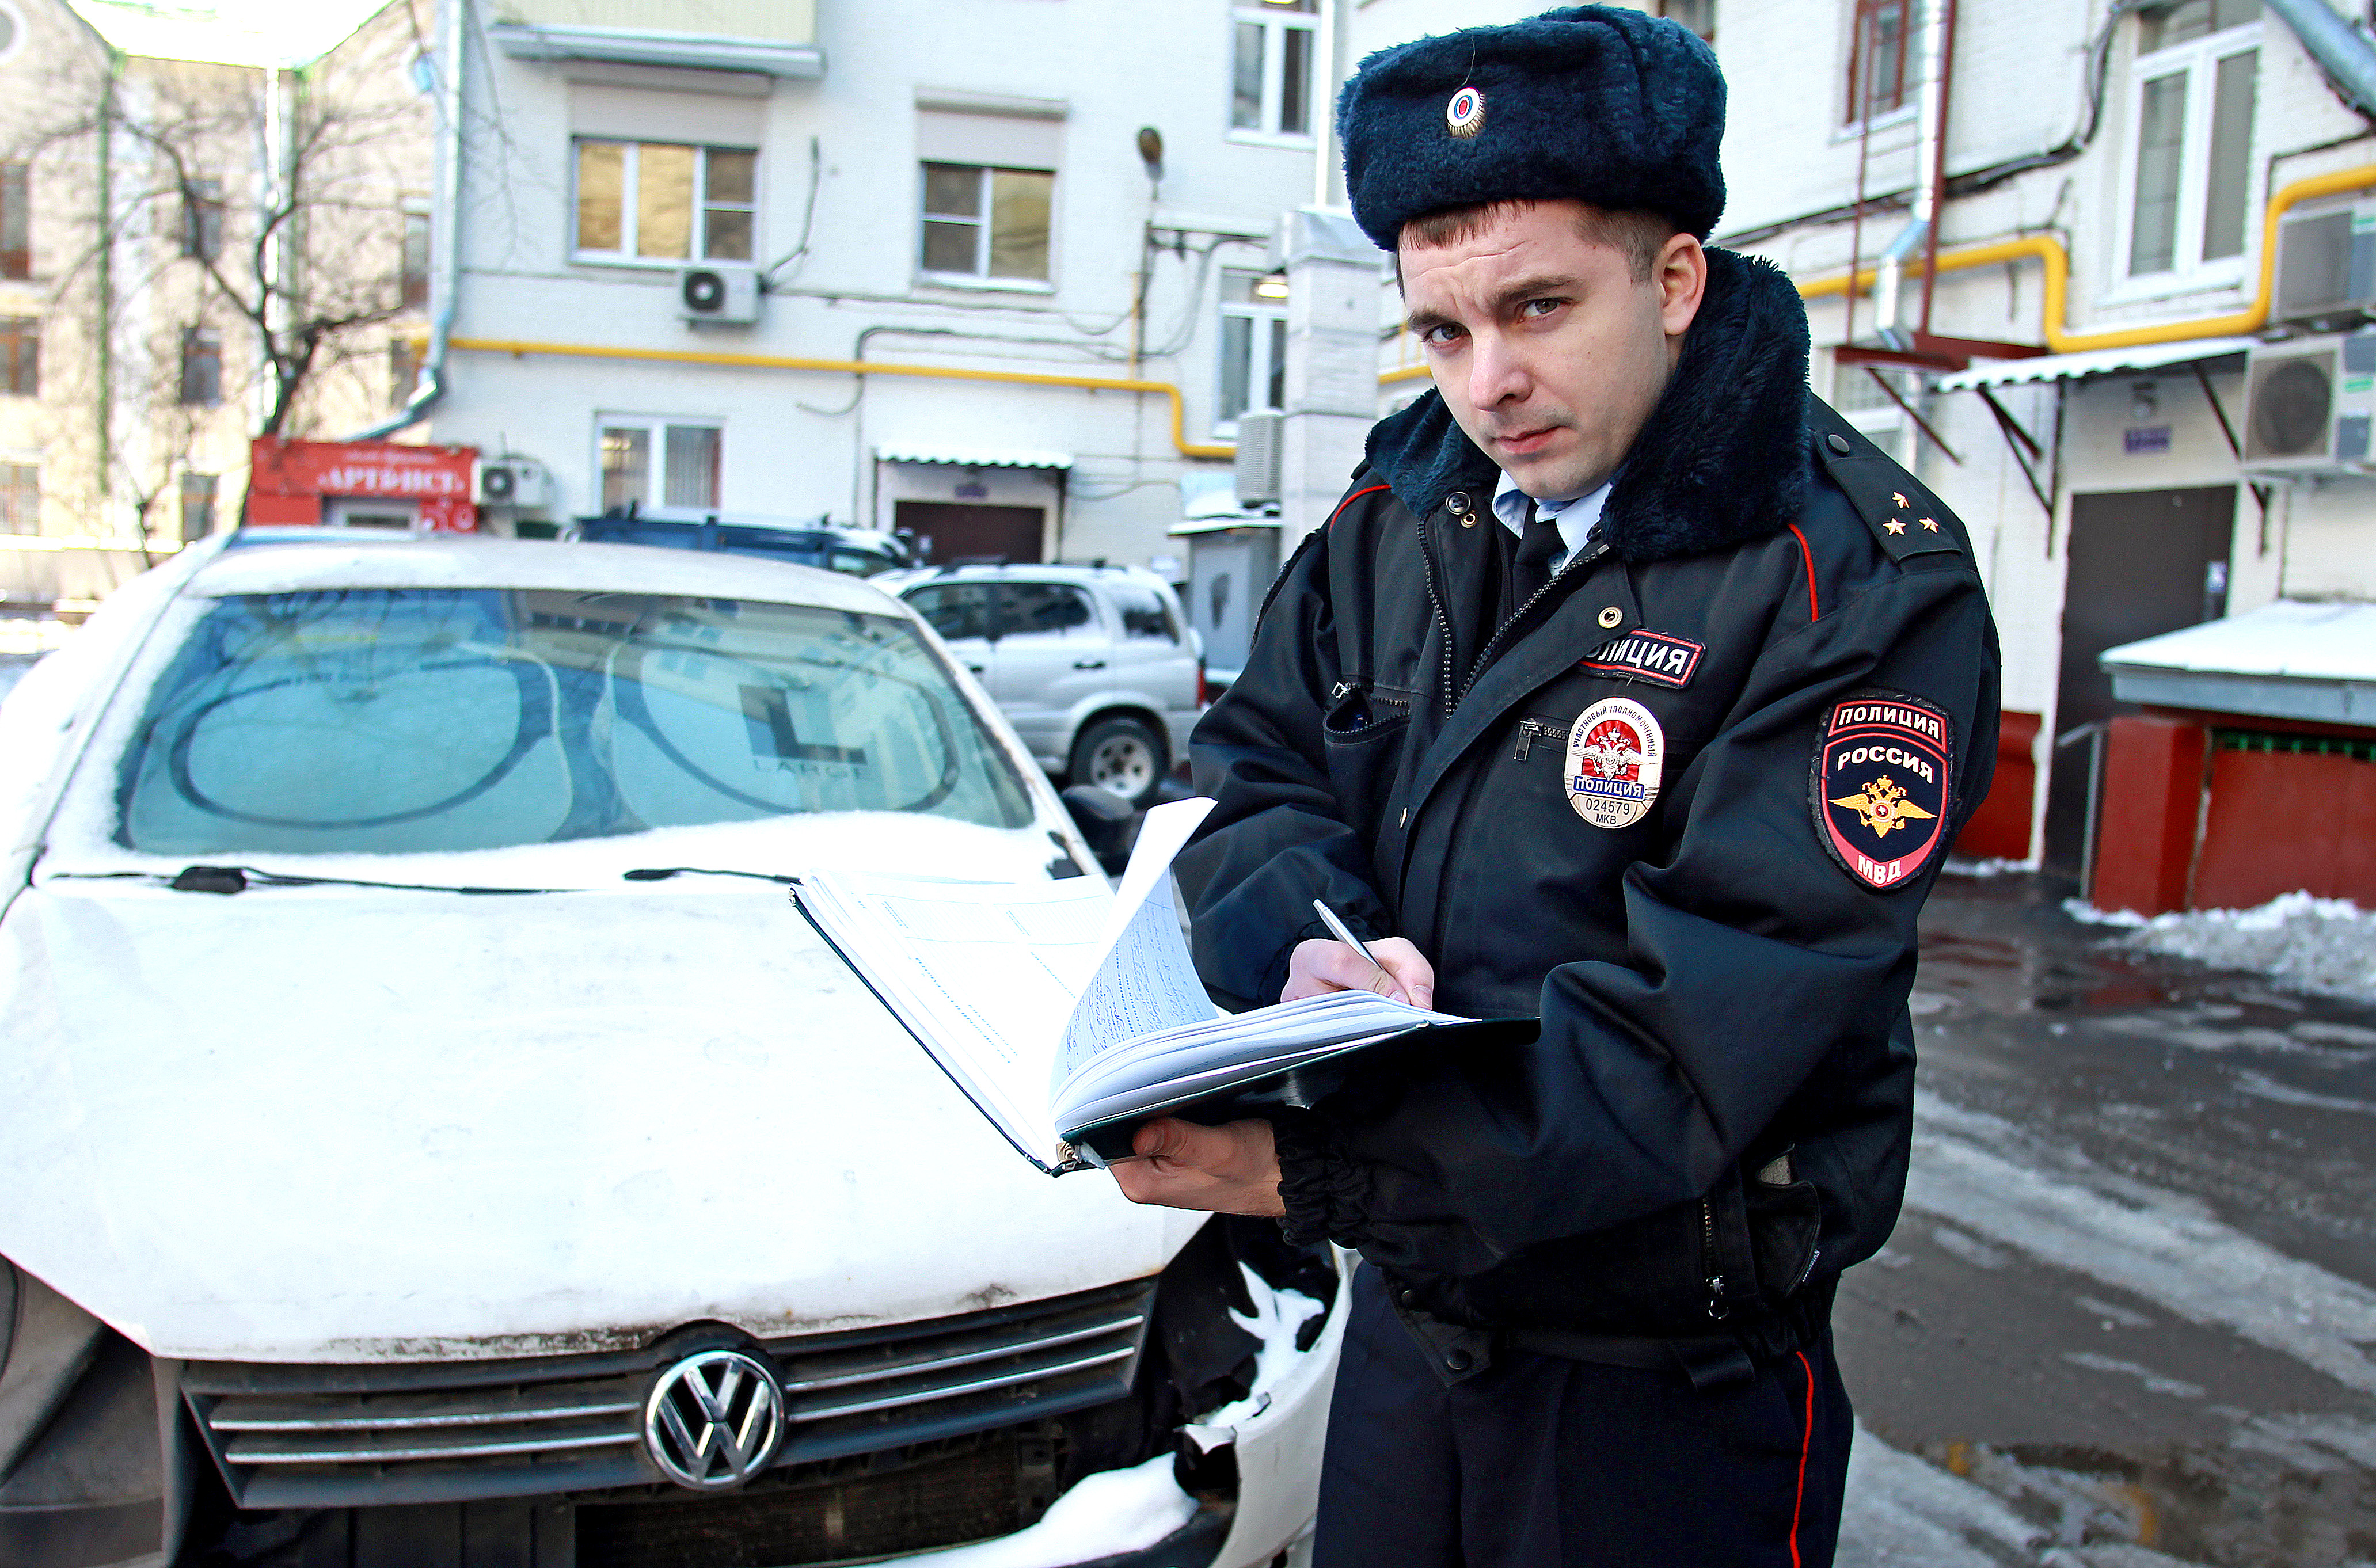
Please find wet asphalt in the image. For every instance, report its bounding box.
[1833,873,2376,1568]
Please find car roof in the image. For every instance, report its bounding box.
[186,532,906,618]
[881,563,1171,590]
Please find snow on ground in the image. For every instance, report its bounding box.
[2066,892,2376,1004]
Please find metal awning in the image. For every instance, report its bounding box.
[1934,336,2257,392]
[873,443,1074,469]
[2101,600,2376,726]
[1169,516,1280,536]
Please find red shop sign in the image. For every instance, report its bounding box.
[248,437,479,532]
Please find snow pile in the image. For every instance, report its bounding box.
[2065,891,2376,1002]
[891,1454,1197,1567]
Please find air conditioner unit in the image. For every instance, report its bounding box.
[2273,197,2376,326]
[2240,330,2376,477]
[475,458,552,508]
[1234,409,1285,507]
[679,265,761,325]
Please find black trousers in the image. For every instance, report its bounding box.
[1314,1267,1853,1568]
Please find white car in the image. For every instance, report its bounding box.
[880,566,1204,808]
[0,532,1341,1568]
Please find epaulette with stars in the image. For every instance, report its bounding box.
[1805,398,1970,568]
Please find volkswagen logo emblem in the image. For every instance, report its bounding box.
[643,1349,785,1490]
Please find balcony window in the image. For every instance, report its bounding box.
[0,316,33,395]
[401,210,430,307]
[179,328,222,406]
[182,177,225,262]
[1,462,33,534]
[919,162,1052,283]
[1,163,26,279]
[180,473,217,542]
[1231,0,1317,142]
[2126,1,2259,284]
[574,141,756,265]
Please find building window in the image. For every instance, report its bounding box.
[1,163,26,280]
[0,462,34,534]
[1657,0,1715,40]
[389,336,418,409]
[0,317,33,395]
[1831,357,1915,463]
[1231,0,1318,140]
[179,473,217,542]
[181,177,225,261]
[1216,269,1287,431]
[573,142,756,264]
[400,209,430,307]
[919,163,1052,283]
[599,417,720,512]
[179,328,222,406]
[2127,2,2260,281]
[1844,0,1916,125]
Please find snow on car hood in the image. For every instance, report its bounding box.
[0,878,1192,1362]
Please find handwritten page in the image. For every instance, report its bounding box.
[1052,799,1221,1090]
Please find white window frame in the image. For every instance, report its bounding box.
[915,162,1056,293]
[595,414,724,514]
[570,140,759,270]
[1214,271,1289,437]
[1228,2,1320,148]
[2110,15,2261,303]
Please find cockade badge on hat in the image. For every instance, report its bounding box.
[1446,86,1486,138]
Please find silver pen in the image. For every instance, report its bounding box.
[1311,899,1393,987]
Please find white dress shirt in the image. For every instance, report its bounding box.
[1490,470,1612,579]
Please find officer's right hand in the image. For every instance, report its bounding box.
[1283,937,1435,1009]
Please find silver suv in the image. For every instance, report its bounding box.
[884,564,1203,805]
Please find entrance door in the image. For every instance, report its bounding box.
[2044,486,2236,873]
[894,502,1044,565]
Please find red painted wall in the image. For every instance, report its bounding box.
[2090,716,2207,917]
[1951,710,2040,862]
[2193,747,2376,909]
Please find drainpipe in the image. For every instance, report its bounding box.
[2264,0,2376,121]
[349,0,463,439]
[94,53,119,530]
[1874,0,1951,349]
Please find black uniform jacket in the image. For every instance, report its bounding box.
[1174,249,2002,1344]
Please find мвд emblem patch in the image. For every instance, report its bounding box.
[1565,697,1663,829]
[1811,692,1953,890]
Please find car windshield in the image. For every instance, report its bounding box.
[115,588,1036,857]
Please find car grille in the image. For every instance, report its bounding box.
[182,1278,1155,1509]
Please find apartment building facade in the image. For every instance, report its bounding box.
[416,0,1329,568]
[0,0,432,611]
[1345,0,2376,881]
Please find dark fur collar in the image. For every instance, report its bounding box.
[1362,246,1814,563]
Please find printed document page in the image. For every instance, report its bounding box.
[797,872,1113,1155]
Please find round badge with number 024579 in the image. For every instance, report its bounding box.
[1564,697,1664,829]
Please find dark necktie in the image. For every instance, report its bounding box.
[1511,498,1565,604]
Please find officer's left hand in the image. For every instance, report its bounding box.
[1106,1118,1284,1217]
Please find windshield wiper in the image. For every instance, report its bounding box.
[622,867,801,886]
[46,866,565,896]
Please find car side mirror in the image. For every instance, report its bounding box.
[1060,785,1141,875]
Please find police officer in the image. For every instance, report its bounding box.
[1110,8,2000,1565]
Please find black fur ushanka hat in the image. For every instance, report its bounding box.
[1337,6,1727,251]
